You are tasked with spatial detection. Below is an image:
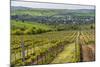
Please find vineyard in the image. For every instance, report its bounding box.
[11,1,95,66]
[11,30,95,66]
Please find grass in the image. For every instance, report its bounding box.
[52,42,80,64]
[11,20,52,30]
[11,20,53,34]
[11,9,57,16]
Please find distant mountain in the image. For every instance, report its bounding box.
[11,6,95,11]
[11,6,95,24]
[11,6,32,10]
[11,6,95,15]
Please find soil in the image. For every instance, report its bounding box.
[81,44,95,62]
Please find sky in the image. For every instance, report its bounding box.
[11,0,95,5]
[11,1,95,9]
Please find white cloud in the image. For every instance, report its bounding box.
[11,1,95,9]
[22,0,95,5]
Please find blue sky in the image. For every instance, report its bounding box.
[11,1,95,9]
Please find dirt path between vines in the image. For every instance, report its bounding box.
[81,44,95,62]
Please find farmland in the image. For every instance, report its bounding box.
[11,31,77,65]
[11,1,95,66]
[11,30,95,66]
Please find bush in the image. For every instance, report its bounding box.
[36,28,46,33]
[24,27,36,34]
[12,29,23,35]
[12,27,50,35]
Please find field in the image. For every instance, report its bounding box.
[11,30,95,66]
[11,1,95,66]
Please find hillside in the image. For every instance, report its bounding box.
[11,6,95,25]
[11,20,53,34]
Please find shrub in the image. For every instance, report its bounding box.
[24,27,36,34]
[13,29,23,35]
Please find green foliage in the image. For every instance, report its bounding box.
[11,20,53,35]
[11,31,77,65]
[12,29,23,35]
[52,43,80,63]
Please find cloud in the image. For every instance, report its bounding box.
[11,1,95,9]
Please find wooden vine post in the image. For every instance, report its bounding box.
[20,35,25,65]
